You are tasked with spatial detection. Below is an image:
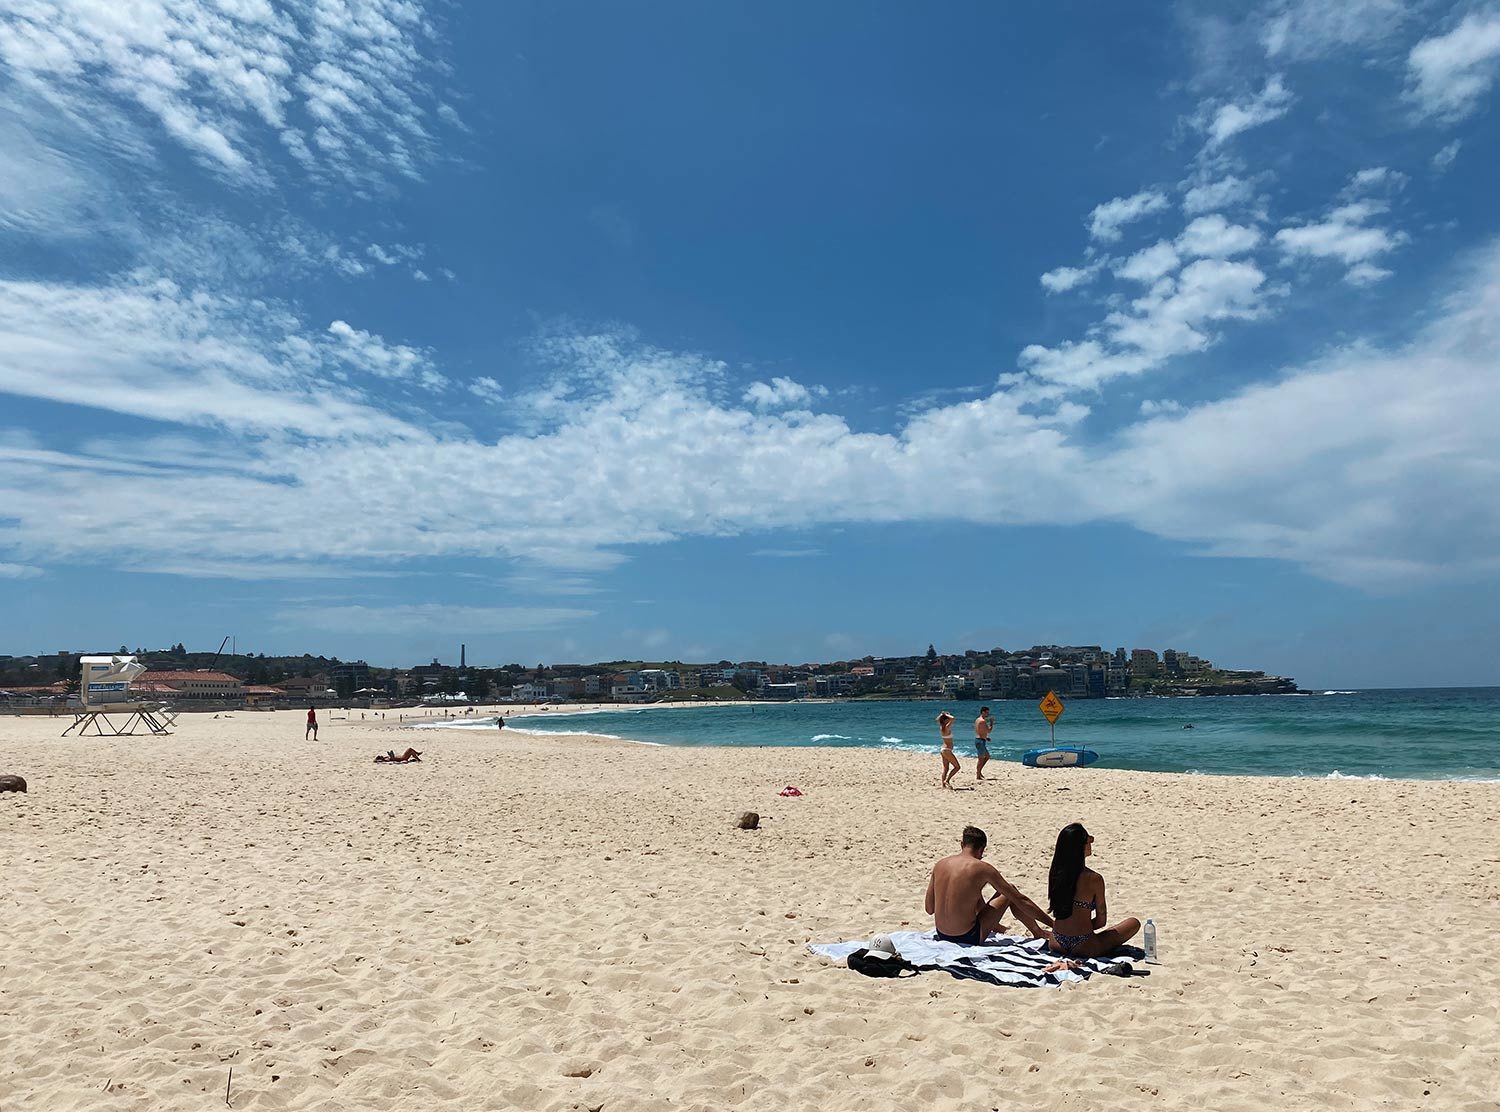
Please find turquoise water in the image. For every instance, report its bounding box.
[495,688,1500,781]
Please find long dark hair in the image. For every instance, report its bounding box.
[1048,823,1091,920]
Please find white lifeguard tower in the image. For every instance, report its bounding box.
[62,655,176,736]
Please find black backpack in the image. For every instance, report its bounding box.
[846,948,921,978]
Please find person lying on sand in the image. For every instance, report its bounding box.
[926,825,1053,944]
[374,748,423,763]
[1045,823,1141,958]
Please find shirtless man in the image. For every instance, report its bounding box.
[925,825,1053,944]
[974,707,993,781]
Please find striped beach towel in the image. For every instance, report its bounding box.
[808,931,1147,988]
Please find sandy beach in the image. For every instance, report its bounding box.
[3,710,1497,1111]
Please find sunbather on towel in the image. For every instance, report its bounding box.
[1045,823,1140,958]
[374,748,422,763]
[925,825,1053,944]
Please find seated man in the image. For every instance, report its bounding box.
[374,748,422,763]
[925,825,1053,944]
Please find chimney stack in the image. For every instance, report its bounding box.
[461,643,466,669]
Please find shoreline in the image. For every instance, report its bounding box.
[392,702,1500,786]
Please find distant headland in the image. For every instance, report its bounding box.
[0,641,1296,709]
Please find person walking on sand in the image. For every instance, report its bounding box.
[926,825,1053,943]
[974,706,994,781]
[937,711,960,788]
[306,707,318,741]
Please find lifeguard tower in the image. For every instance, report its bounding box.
[62,655,177,736]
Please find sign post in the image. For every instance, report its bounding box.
[1038,690,1065,746]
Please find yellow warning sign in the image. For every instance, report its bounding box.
[1039,691,1065,725]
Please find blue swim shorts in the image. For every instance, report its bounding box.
[974,738,990,758]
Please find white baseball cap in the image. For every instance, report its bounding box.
[865,934,900,959]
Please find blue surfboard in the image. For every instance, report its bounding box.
[1022,746,1099,768]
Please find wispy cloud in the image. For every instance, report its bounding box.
[1259,0,1413,61]
[1088,191,1169,242]
[1198,75,1295,149]
[0,273,430,438]
[744,377,825,410]
[1274,197,1406,282]
[1040,263,1102,294]
[1406,11,1500,122]
[5,235,1499,593]
[0,0,448,188]
[1181,174,1256,215]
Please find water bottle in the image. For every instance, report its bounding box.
[1143,918,1158,963]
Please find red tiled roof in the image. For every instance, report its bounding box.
[140,670,242,683]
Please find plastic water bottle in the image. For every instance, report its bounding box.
[1143,918,1158,963]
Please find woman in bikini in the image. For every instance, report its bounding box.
[937,711,960,788]
[1045,822,1141,958]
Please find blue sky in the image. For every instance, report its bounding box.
[2,1,1499,688]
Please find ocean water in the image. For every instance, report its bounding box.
[490,688,1500,781]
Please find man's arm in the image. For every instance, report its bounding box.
[986,863,1054,929]
[924,869,936,916]
[981,861,1020,902]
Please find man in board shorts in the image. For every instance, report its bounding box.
[974,706,993,781]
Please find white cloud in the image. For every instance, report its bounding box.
[1344,262,1393,286]
[1407,12,1500,122]
[1138,399,1183,417]
[1200,75,1295,148]
[0,0,447,186]
[1022,258,1270,389]
[1106,259,1269,360]
[1176,214,1262,258]
[1349,167,1395,191]
[0,107,117,239]
[1040,264,1099,294]
[0,562,44,579]
[1432,139,1462,172]
[1088,191,1169,242]
[744,377,823,410]
[1108,246,1500,585]
[1259,0,1412,60]
[469,377,505,404]
[326,320,443,388]
[1182,175,1255,215]
[0,273,423,439]
[1117,241,1181,284]
[5,246,1500,591]
[1275,197,1406,279]
[366,243,422,266]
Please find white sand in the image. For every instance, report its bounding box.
[2,710,1497,1111]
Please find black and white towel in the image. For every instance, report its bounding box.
[808,931,1147,988]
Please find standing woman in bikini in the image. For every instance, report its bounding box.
[937,711,960,788]
[1045,822,1141,957]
